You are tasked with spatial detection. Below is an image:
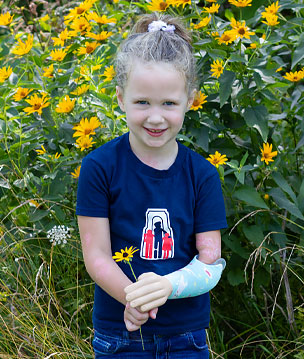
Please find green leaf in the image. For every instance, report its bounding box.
[272,172,297,203]
[243,105,269,142]
[29,209,49,222]
[219,71,235,108]
[269,188,304,220]
[227,268,245,286]
[233,186,269,209]
[291,37,304,69]
[243,225,265,248]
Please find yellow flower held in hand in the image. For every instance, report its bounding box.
[0,12,14,26]
[13,87,32,101]
[147,0,170,12]
[207,151,228,168]
[76,136,96,151]
[56,95,76,113]
[71,165,81,179]
[24,93,50,115]
[113,246,139,263]
[11,34,33,56]
[73,117,101,137]
[211,59,224,78]
[191,91,207,111]
[0,66,13,83]
[260,142,278,165]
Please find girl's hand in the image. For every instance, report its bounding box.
[124,272,172,312]
[124,302,158,331]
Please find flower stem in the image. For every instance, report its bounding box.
[127,261,145,351]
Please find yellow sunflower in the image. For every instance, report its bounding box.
[11,34,33,56]
[228,0,252,7]
[87,13,117,24]
[261,1,280,17]
[191,17,211,29]
[191,91,207,111]
[262,14,279,26]
[76,136,96,151]
[170,0,191,8]
[103,65,116,82]
[35,145,47,155]
[0,66,13,83]
[50,48,68,62]
[147,0,170,12]
[112,246,139,263]
[77,41,99,55]
[283,70,304,82]
[86,31,113,41]
[230,19,254,40]
[207,151,228,168]
[211,59,224,78]
[203,3,220,14]
[260,142,277,165]
[71,165,81,179]
[73,117,101,137]
[69,17,92,36]
[24,93,50,115]
[64,0,96,24]
[217,30,236,45]
[13,87,32,101]
[71,84,90,96]
[0,12,14,26]
[43,64,54,78]
[52,28,70,47]
[56,95,76,114]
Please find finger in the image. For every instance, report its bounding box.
[141,297,167,312]
[125,319,140,332]
[149,307,158,319]
[130,289,167,309]
[124,274,157,294]
[137,272,156,280]
[126,281,163,302]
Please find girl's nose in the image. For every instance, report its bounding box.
[147,109,164,124]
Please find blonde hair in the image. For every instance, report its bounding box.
[114,13,197,96]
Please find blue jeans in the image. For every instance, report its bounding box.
[93,328,209,358]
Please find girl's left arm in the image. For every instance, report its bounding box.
[124,230,224,312]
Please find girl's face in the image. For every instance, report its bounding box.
[116,61,194,156]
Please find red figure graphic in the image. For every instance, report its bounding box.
[143,229,154,259]
[162,233,173,259]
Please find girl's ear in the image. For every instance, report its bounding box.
[187,89,196,111]
[116,86,125,112]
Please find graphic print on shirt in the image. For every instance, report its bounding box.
[140,209,174,260]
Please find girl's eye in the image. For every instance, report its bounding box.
[164,101,175,106]
[137,100,148,105]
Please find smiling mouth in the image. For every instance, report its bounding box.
[144,128,167,137]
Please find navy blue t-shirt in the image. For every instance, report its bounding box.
[76,132,227,335]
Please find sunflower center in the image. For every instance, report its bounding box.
[86,46,94,54]
[123,252,129,258]
[77,7,85,14]
[33,103,41,110]
[238,28,246,35]
[223,34,231,41]
[160,2,168,10]
[84,129,92,135]
[193,99,200,106]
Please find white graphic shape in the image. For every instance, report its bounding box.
[140,208,174,260]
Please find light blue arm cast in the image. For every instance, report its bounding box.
[164,256,226,299]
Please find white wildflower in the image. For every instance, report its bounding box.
[47,225,70,246]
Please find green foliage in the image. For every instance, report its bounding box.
[0,0,303,357]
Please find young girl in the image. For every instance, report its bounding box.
[76,12,227,358]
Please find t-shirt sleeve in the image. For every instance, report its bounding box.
[76,155,110,217]
[194,169,227,233]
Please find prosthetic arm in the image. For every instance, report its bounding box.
[124,230,225,312]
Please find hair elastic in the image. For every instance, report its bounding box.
[148,20,176,33]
